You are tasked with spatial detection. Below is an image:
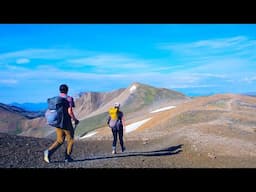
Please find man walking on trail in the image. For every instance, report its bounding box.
[107,102,126,154]
[44,84,79,163]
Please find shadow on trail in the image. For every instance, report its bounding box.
[62,144,183,163]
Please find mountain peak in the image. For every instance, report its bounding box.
[130,82,140,87]
[128,82,149,93]
[129,82,139,94]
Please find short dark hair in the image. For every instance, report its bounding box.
[59,84,69,94]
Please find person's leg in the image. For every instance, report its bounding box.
[48,128,64,154]
[44,128,64,163]
[64,129,74,161]
[112,128,118,154]
[118,128,125,152]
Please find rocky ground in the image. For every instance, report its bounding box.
[1,94,256,169]
[1,132,255,168]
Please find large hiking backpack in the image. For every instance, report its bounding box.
[108,107,121,129]
[45,96,66,127]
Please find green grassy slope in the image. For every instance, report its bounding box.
[75,112,108,137]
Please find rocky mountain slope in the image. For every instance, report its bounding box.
[79,93,256,164]
[0,82,189,138]
[74,88,125,120]
[1,85,255,168]
[1,93,256,168]
[0,103,49,136]
[73,82,189,137]
[74,82,188,120]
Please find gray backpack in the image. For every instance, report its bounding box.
[45,96,65,127]
[108,109,122,131]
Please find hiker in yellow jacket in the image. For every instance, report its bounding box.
[107,103,126,154]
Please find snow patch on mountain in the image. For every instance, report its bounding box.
[80,131,98,139]
[129,85,137,94]
[125,118,152,133]
[150,106,176,113]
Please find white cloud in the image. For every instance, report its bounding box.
[0,64,200,89]
[0,79,18,85]
[242,76,256,83]
[160,36,251,51]
[0,42,254,94]
[158,36,256,86]
[159,36,256,63]
[192,36,247,49]
[1,50,161,74]
[191,73,227,79]
[0,53,247,94]
[0,48,89,61]
[68,54,150,71]
[0,65,127,82]
[70,54,132,65]
[187,58,251,74]
[16,58,30,64]
[0,49,179,77]
[169,84,218,89]
[124,71,227,89]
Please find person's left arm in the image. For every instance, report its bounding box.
[121,112,126,132]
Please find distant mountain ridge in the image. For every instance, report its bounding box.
[0,82,189,138]
[10,102,47,112]
[0,102,48,136]
[243,92,256,97]
[0,103,44,119]
[73,82,190,137]
[74,88,125,119]
[74,82,189,120]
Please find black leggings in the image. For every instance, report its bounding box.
[112,128,124,149]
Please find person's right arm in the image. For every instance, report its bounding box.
[67,96,79,125]
[68,107,79,125]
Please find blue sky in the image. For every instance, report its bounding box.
[0,24,256,104]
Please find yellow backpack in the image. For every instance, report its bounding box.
[108,107,118,120]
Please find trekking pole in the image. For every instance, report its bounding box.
[73,120,79,132]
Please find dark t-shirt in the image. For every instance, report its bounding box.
[66,96,75,108]
[58,95,74,130]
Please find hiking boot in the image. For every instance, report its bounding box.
[112,146,116,154]
[44,150,50,163]
[65,156,74,163]
[121,147,126,152]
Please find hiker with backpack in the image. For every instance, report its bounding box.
[107,102,126,154]
[44,84,79,163]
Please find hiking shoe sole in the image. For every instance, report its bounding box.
[65,158,74,163]
[44,150,50,163]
